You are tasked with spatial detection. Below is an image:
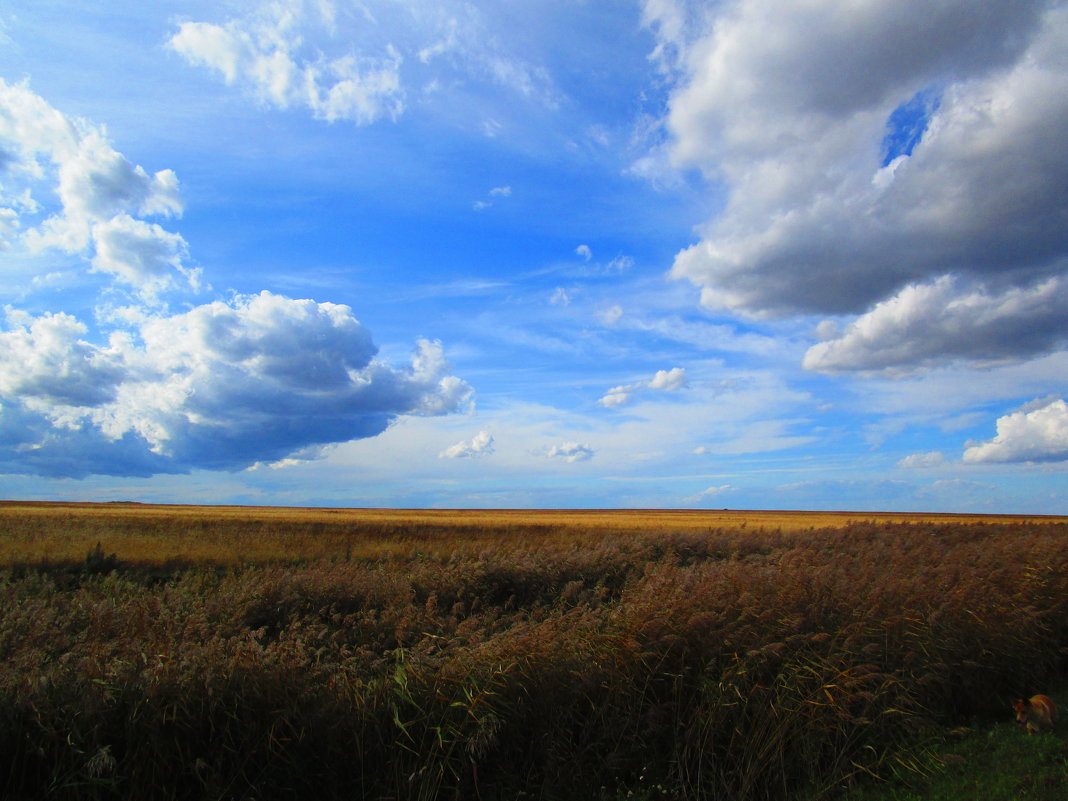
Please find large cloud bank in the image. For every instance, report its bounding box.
[0,81,470,478]
[648,0,1068,373]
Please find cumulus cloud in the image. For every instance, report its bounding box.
[0,84,473,478]
[599,387,632,409]
[0,309,125,407]
[91,215,199,302]
[545,441,594,463]
[439,429,494,459]
[648,367,688,391]
[599,367,687,407]
[963,397,1068,463]
[168,3,405,125]
[653,0,1068,370]
[804,275,1068,373]
[0,79,191,297]
[0,292,472,476]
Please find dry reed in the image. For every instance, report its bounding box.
[0,505,1065,800]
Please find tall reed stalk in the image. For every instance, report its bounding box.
[0,519,1064,799]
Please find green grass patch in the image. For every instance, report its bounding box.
[844,688,1067,801]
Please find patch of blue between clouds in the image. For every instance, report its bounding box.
[881,88,941,167]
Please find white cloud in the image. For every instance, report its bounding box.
[90,214,198,302]
[439,429,494,459]
[648,366,687,391]
[575,244,592,261]
[898,451,947,469]
[545,441,593,463]
[0,207,20,248]
[0,291,472,477]
[410,4,558,106]
[624,314,781,357]
[599,367,687,407]
[549,287,571,306]
[168,4,405,125]
[804,276,1068,374]
[472,185,512,210]
[691,418,815,457]
[248,443,337,471]
[597,304,624,325]
[0,78,184,284]
[0,309,124,408]
[168,0,560,128]
[654,0,1068,371]
[699,484,732,497]
[606,255,634,272]
[599,385,632,408]
[963,397,1068,464]
[641,0,714,77]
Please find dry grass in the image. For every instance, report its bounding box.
[0,503,1066,800]
[1,501,1059,566]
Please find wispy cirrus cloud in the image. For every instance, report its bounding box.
[168,2,405,125]
[168,0,560,128]
[897,451,947,470]
[472,185,512,211]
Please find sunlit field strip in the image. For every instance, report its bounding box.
[1,500,1064,567]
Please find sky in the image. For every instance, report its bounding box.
[1,0,1067,512]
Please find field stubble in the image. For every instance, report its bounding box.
[0,503,1066,800]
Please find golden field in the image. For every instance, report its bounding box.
[1,502,1066,800]
[1,500,1061,566]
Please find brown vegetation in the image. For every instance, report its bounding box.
[0,503,1066,800]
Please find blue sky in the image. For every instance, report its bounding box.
[1,0,1067,512]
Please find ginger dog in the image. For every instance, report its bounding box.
[1013,694,1057,735]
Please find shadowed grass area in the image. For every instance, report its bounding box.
[843,687,1067,801]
